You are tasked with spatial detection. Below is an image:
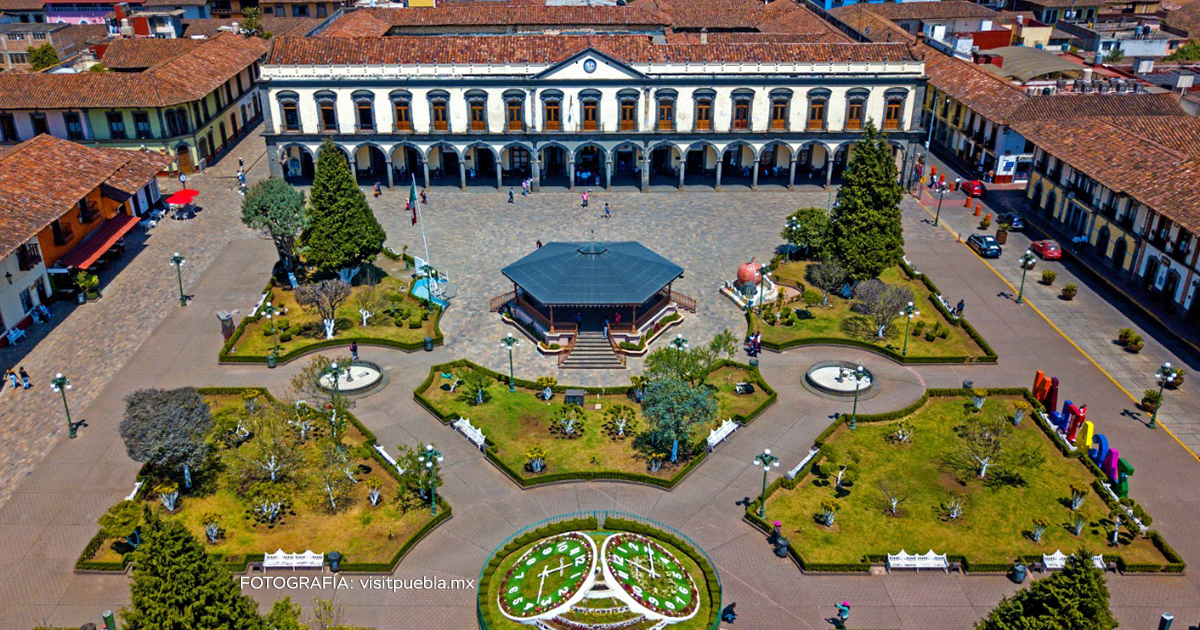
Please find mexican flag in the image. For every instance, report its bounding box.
[409,175,419,226]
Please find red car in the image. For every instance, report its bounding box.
[1031,239,1062,260]
[961,180,987,197]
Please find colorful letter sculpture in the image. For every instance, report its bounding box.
[1033,371,1132,497]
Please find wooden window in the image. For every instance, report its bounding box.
[318,99,337,132]
[506,101,523,132]
[64,112,84,140]
[807,99,826,130]
[694,98,712,131]
[133,111,152,139]
[732,100,750,130]
[544,100,561,131]
[582,100,598,131]
[769,99,788,131]
[431,100,448,132]
[884,98,903,130]
[470,101,486,132]
[356,100,374,131]
[620,99,636,131]
[281,101,300,131]
[394,101,412,132]
[107,111,126,139]
[846,99,864,131]
[657,99,674,132]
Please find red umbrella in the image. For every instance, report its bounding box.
[177,188,200,198]
[164,191,194,205]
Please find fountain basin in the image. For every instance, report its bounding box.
[317,360,387,398]
[804,361,876,400]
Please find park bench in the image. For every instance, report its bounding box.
[734,382,755,395]
[6,327,26,344]
[124,480,144,501]
[373,445,406,474]
[706,419,740,451]
[454,417,486,450]
[886,550,949,573]
[260,549,323,571]
[786,446,821,480]
[1043,550,1068,570]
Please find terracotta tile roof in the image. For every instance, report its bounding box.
[0,32,266,109]
[267,33,917,65]
[357,4,670,28]
[318,9,392,37]
[0,0,45,11]
[0,134,170,258]
[863,1,1002,21]
[827,4,917,43]
[100,37,205,69]
[920,44,1032,123]
[1165,0,1200,36]
[181,17,321,38]
[1007,91,1186,121]
[666,31,841,44]
[54,23,109,51]
[1019,0,1104,7]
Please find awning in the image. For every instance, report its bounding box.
[57,214,138,270]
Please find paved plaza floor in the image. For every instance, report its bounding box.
[1,137,1199,629]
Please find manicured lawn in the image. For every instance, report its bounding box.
[751,263,986,359]
[226,269,437,358]
[88,394,435,567]
[764,395,1168,566]
[419,365,771,482]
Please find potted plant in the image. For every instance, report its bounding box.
[1116,328,1134,346]
[996,222,1010,244]
[74,271,100,302]
[979,216,992,230]
[1041,270,1057,285]
[1060,283,1078,300]
[1125,333,1143,353]
[1166,367,1186,389]
[1141,388,1163,412]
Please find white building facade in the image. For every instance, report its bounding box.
[262,38,928,191]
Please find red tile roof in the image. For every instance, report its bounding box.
[181,17,321,38]
[0,0,44,11]
[920,44,1032,124]
[0,32,266,109]
[1007,91,1187,121]
[268,33,915,65]
[357,4,670,28]
[0,135,170,258]
[863,1,1002,21]
[100,37,205,69]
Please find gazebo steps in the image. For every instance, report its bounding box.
[560,332,626,370]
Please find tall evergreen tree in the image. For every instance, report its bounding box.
[977,551,1117,630]
[641,377,717,463]
[123,508,265,630]
[300,139,386,273]
[827,121,905,280]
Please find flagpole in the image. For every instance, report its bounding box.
[414,174,431,268]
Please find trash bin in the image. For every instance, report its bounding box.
[216,310,235,341]
[76,291,86,305]
[1012,562,1027,584]
[267,352,277,369]
[774,537,790,558]
[327,551,342,573]
[423,336,433,352]
[749,358,759,368]
[963,380,974,389]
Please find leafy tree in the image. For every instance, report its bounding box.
[818,499,839,526]
[28,42,59,70]
[241,6,264,37]
[1166,38,1200,61]
[641,377,717,462]
[120,388,212,485]
[98,500,142,540]
[828,121,905,280]
[1104,47,1124,62]
[366,477,383,505]
[536,376,557,401]
[644,329,737,387]
[456,370,492,406]
[781,207,829,259]
[241,178,307,268]
[123,508,265,630]
[295,279,351,339]
[851,279,914,339]
[977,550,1116,630]
[805,258,847,306]
[88,63,108,72]
[264,598,305,630]
[525,445,547,473]
[301,139,386,273]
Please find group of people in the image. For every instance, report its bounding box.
[5,367,31,390]
[720,601,850,627]
[745,332,763,356]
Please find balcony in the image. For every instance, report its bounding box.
[1116,214,1135,230]
[1097,204,1118,220]
[78,202,100,224]
[16,245,40,271]
[619,120,637,132]
[658,120,675,132]
[53,227,74,247]
[769,119,788,131]
[1067,183,1094,206]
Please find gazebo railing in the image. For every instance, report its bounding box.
[557,334,577,366]
[609,335,627,366]
[489,291,515,312]
[671,290,697,313]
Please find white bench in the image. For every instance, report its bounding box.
[887,549,949,573]
[1043,550,1068,570]
[787,446,821,480]
[1092,554,1106,570]
[373,445,406,475]
[262,549,323,571]
[706,419,740,451]
[124,480,144,502]
[454,417,486,450]
[6,327,26,344]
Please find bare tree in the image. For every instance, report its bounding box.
[877,480,908,516]
[295,279,351,339]
[806,259,848,306]
[351,284,382,327]
[852,279,914,339]
[230,407,302,487]
[958,417,1012,478]
[289,355,353,437]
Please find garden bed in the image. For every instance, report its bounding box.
[415,360,775,488]
[749,262,995,363]
[749,390,1177,572]
[77,388,449,573]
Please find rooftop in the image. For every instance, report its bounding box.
[501,241,684,306]
[862,1,1002,21]
[0,135,170,259]
[100,37,206,69]
[0,22,66,33]
[180,16,322,38]
[978,45,1083,81]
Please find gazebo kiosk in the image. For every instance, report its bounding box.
[497,242,693,347]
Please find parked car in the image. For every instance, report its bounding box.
[967,234,1003,258]
[1031,239,1062,260]
[962,180,987,197]
[997,212,1025,231]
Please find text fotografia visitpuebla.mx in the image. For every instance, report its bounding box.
[240,576,476,591]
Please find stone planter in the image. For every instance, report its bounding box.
[995,230,1008,244]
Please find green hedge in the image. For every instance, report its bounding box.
[712,359,777,425]
[482,438,708,490]
[339,498,451,573]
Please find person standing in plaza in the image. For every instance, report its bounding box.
[19,367,30,389]
[420,189,427,205]
[536,240,543,248]
[955,299,966,318]
[509,188,515,204]
[351,341,359,361]
[834,601,850,628]
[5,367,16,389]
[604,202,611,220]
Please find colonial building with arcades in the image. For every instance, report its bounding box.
[261,2,928,191]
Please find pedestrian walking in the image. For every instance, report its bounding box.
[238,157,244,169]
[575,311,583,327]
[508,188,515,203]
[522,179,529,196]
[604,319,609,340]
[351,341,359,361]
[373,182,381,197]
[604,202,611,220]
[19,367,30,390]
[955,299,966,318]
[420,190,427,205]
[238,170,247,189]
[536,240,543,248]
[721,603,737,623]
[835,601,850,628]
[580,191,587,208]
[5,368,16,389]
[614,312,621,325]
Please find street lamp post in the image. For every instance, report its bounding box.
[757,267,771,314]
[753,448,780,518]
[169,252,186,306]
[322,361,346,429]
[500,332,520,393]
[261,301,280,355]
[934,185,946,226]
[900,301,919,357]
[849,365,868,430]
[1150,362,1177,429]
[50,373,75,439]
[1017,250,1036,304]
[417,444,444,516]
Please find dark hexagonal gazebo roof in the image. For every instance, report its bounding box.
[500,241,684,306]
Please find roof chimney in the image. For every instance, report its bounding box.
[700,27,707,45]
[1082,66,1093,81]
